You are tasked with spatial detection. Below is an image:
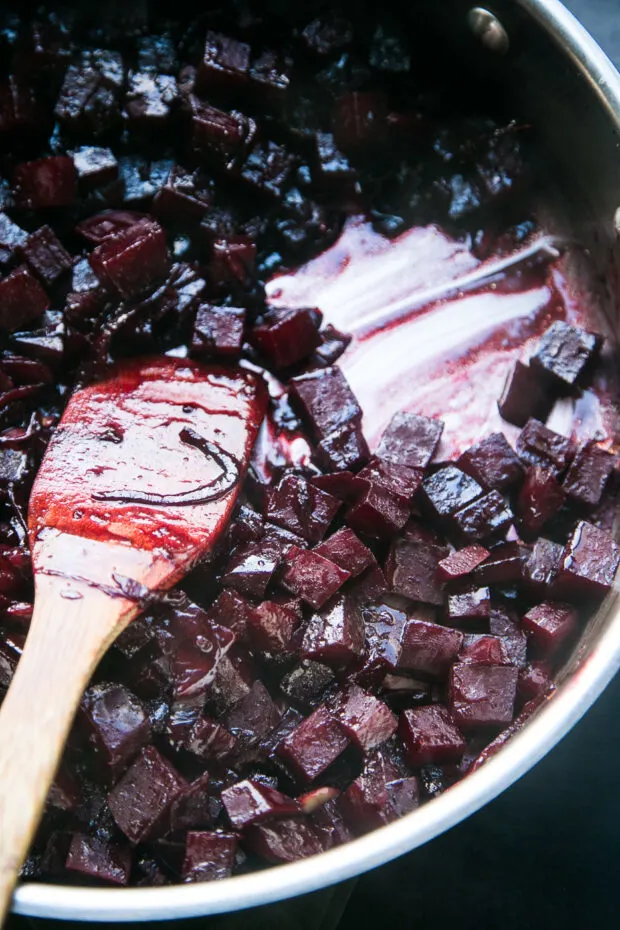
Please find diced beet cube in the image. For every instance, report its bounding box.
[446,586,491,625]
[281,546,350,610]
[460,634,512,665]
[301,594,365,666]
[421,466,483,520]
[358,602,408,683]
[248,598,301,652]
[222,536,283,599]
[316,422,370,472]
[21,226,73,287]
[245,817,324,862]
[248,50,290,102]
[516,466,565,537]
[266,474,340,543]
[331,685,397,751]
[458,432,523,491]
[0,265,49,331]
[80,682,150,775]
[209,236,256,288]
[314,528,375,578]
[522,601,577,654]
[334,92,388,150]
[453,490,513,542]
[66,835,131,886]
[386,537,448,606]
[315,132,356,187]
[225,681,281,750]
[339,749,418,833]
[278,704,350,781]
[77,210,150,244]
[398,617,463,677]
[376,411,444,469]
[312,470,361,503]
[186,715,238,763]
[517,661,552,703]
[13,155,76,209]
[497,360,554,427]
[530,321,602,389]
[516,419,575,474]
[522,538,563,597]
[251,307,321,369]
[358,458,423,504]
[108,746,187,843]
[489,605,528,668]
[221,779,300,828]
[153,166,211,222]
[473,542,524,585]
[73,146,118,190]
[311,796,353,848]
[181,831,238,883]
[89,218,169,299]
[290,366,362,441]
[191,304,245,360]
[554,520,620,600]
[562,442,616,507]
[205,589,254,640]
[437,545,490,583]
[399,705,466,767]
[169,772,213,833]
[196,31,251,93]
[346,482,410,538]
[280,660,335,709]
[190,96,255,165]
[0,212,27,267]
[124,72,177,128]
[449,663,518,731]
[48,764,81,813]
[241,143,297,200]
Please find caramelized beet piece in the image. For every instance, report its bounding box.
[516,419,575,474]
[278,704,350,782]
[437,545,490,583]
[562,442,616,507]
[458,432,523,491]
[181,832,238,883]
[196,31,251,93]
[248,598,301,652]
[281,546,350,609]
[0,212,27,267]
[13,155,76,209]
[66,835,131,886]
[331,685,397,751]
[446,586,491,625]
[89,218,169,299]
[421,466,483,520]
[280,660,335,709]
[191,305,245,360]
[530,321,602,390]
[453,490,513,542]
[449,663,518,731]
[221,779,299,828]
[314,528,375,577]
[517,466,565,537]
[21,226,73,286]
[301,594,365,666]
[316,422,370,472]
[497,360,553,427]
[459,634,512,666]
[186,716,238,763]
[398,618,463,677]
[0,265,49,331]
[474,542,524,585]
[399,706,466,767]
[522,601,577,655]
[245,817,324,863]
[522,537,563,597]
[553,520,620,600]
[386,536,448,606]
[108,746,187,843]
[80,682,150,775]
[251,308,321,369]
[73,146,118,190]
[290,366,362,441]
[266,474,340,543]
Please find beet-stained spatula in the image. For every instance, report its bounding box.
[0,357,266,920]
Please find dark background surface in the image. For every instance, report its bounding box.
[8,0,620,927]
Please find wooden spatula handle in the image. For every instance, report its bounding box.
[0,583,129,922]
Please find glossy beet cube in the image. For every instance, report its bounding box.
[66,835,131,886]
[13,156,76,209]
[516,466,565,538]
[247,598,301,653]
[225,680,281,750]
[245,817,324,863]
[449,663,518,731]
[251,307,321,369]
[204,590,254,642]
[190,96,255,165]
[73,146,118,190]
[209,236,256,288]
[497,360,554,427]
[421,466,483,521]
[473,542,524,585]
[76,210,150,244]
[522,601,577,655]
[191,304,245,360]
[553,520,620,600]
[459,634,512,665]
[316,422,370,473]
[153,166,211,222]
[359,603,408,682]
[517,661,552,703]
[0,265,49,331]
[278,704,350,782]
[522,538,563,597]
[181,831,238,883]
[124,72,177,128]
[446,586,491,625]
[386,537,448,606]
[301,594,365,666]
[290,366,362,441]
[21,226,73,287]
[241,143,297,200]
[437,545,490,583]
[516,418,575,474]
[89,218,169,299]
[280,660,335,709]
[376,412,444,469]
[185,715,238,763]
[339,749,418,833]
[221,779,299,829]
[458,432,523,491]
[169,772,213,833]
[453,490,513,542]
[399,705,466,767]
[0,212,27,267]
[80,682,150,775]
[108,746,187,843]
[281,546,350,610]
[398,617,463,677]
[358,458,423,505]
[530,321,602,389]
[489,605,528,668]
[562,442,616,507]
[196,31,251,92]
[222,536,284,599]
[346,482,410,538]
[331,685,397,751]
[266,474,340,543]
[314,528,375,578]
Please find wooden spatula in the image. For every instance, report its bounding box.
[0,356,267,920]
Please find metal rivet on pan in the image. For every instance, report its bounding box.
[468,8,510,54]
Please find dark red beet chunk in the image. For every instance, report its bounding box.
[21,226,73,287]
[357,458,423,504]
[80,682,150,775]
[66,835,131,886]
[221,779,299,828]
[446,586,491,625]
[153,166,211,222]
[108,746,187,843]
[73,146,118,190]
[185,716,238,763]
[357,603,408,684]
[398,618,463,677]
[251,308,321,369]
[517,467,565,538]
[517,661,552,703]
[205,589,254,641]
[290,366,362,441]
[489,605,528,668]
[245,817,324,863]
[13,156,76,209]
[169,772,213,834]
[0,213,27,267]
[247,598,301,652]
[421,466,483,520]
[437,545,490,583]
[196,31,251,93]
[209,236,256,288]
[458,432,523,491]
[459,634,512,666]
[76,210,149,244]
[191,304,245,360]
[562,442,616,507]
[453,490,513,542]
[225,681,281,750]
[190,96,255,165]
[386,536,447,606]
[522,601,577,655]
[497,360,554,427]
[181,832,238,883]
[449,664,518,731]
[522,538,563,597]
[266,474,340,543]
[339,750,418,833]
[89,218,169,299]
[473,542,524,585]
[222,536,283,599]
[530,321,602,390]
[278,704,350,781]
[314,528,375,577]
[376,411,444,469]
[316,422,370,472]
[553,521,620,600]
[0,265,49,332]
[281,546,350,609]
[516,419,575,474]
[280,660,335,709]
[331,685,397,751]
[346,482,410,538]
[301,593,365,666]
[399,705,466,767]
